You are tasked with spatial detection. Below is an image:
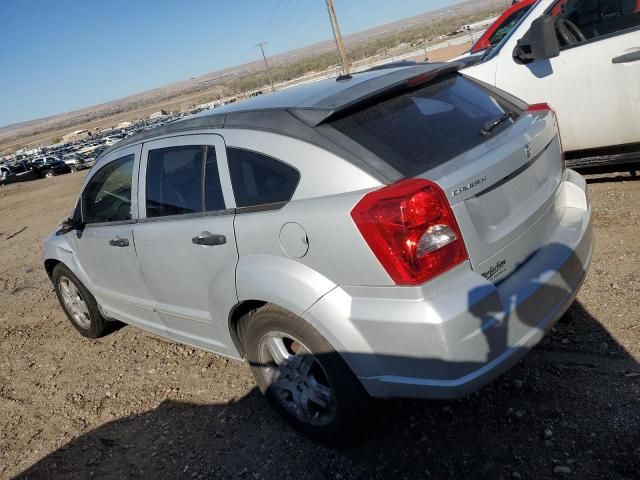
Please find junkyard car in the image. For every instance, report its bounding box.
[44,63,593,440]
[33,158,72,178]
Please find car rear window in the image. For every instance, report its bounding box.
[329,74,522,177]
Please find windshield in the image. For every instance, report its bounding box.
[329,75,522,177]
[479,0,542,63]
[488,5,534,46]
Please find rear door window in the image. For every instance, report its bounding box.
[227,148,300,208]
[146,146,204,217]
[329,74,522,177]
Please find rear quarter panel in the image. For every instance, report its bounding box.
[226,129,394,314]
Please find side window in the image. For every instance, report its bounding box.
[550,0,640,46]
[204,146,226,212]
[83,154,134,224]
[227,147,300,208]
[146,146,204,217]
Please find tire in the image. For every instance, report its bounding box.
[238,304,371,442]
[52,263,107,338]
[69,166,77,173]
[44,171,54,179]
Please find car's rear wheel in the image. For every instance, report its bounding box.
[238,304,371,442]
[44,171,54,178]
[69,166,77,173]
[52,263,107,338]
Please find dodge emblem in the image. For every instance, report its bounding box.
[525,143,532,159]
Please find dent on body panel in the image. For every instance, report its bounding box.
[43,232,87,284]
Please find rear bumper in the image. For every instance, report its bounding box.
[303,169,593,399]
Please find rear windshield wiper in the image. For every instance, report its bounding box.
[480,112,512,136]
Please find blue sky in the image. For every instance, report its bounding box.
[0,0,462,127]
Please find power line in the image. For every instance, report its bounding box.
[262,0,291,41]
[271,0,298,37]
[336,0,357,34]
[289,3,315,46]
[254,41,276,92]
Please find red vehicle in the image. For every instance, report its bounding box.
[470,0,537,53]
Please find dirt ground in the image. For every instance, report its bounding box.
[0,169,639,480]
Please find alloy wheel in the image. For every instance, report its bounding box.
[258,332,336,425]
[58,276,91,329]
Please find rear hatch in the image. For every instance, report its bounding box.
[329,73,564,284]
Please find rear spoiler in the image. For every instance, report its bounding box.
[288,62,463,127]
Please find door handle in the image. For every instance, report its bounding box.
[612,51,640,64]
[109,237,129,247]
[192,231,226,246]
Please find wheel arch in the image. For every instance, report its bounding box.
[231,255,339,357]
[42,233,92,292]
[44,258,61,279]
[228,299,267,357]
[227,295,343,361]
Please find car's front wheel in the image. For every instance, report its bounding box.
[52,263,107,338]
[43,171,54,178]
[238,304,371,442]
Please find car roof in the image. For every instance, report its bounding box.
[208,62,450,119]
[97,62,461,182]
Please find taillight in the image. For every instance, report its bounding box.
[351,178,468,286]
[526,102,553,113]
[527,103,564,155]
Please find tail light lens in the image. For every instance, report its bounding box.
[526,102,553,113]
[527,103,564,155]
[351,178,467,285]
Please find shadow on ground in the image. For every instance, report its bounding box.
[16,299,640,480]
[578,167,640,183]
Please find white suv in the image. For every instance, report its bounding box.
[461,0,640,171]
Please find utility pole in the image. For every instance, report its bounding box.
[325,0,350,76]
[254,41,275,92]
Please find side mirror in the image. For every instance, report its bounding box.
[56,203,85,235]
[513,15,560,63]
[56,217,85,235]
